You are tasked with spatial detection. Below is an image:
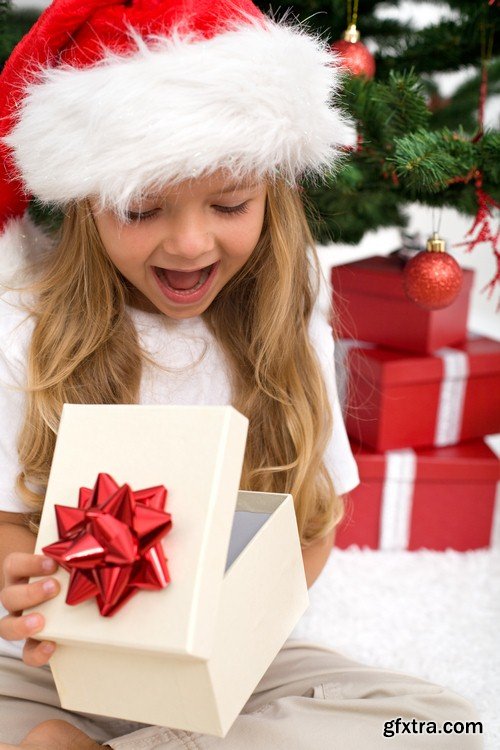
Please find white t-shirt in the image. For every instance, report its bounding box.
[0,288,359,658]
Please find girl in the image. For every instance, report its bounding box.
[0,1,482,748]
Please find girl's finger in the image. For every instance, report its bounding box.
[0,576,60,614]
[23,637,56,667]
[0,611,45,641]
[3,552,57,587]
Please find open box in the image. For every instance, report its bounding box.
[31,404,309,737]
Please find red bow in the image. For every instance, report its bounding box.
[43,473,172,617]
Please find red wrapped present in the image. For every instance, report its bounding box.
[331,255,474,355]
[335,439,500,551]
[340,334,500,451]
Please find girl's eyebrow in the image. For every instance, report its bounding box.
[215,182,259,194]
[140,182,260,204]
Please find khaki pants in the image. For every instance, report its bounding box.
[0,640,484,749]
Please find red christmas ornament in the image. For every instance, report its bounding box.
[331,24,376,79]
[403,233,464,310]
[43,473,172,617]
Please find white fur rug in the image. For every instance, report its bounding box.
[291,547,499,749]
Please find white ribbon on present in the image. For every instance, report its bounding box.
[434,347,469,447]
[379,449,417,551]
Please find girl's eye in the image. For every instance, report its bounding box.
[213,202,249,216]
[124,209,158,223]
[124,201,249,223]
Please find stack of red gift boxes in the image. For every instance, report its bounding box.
[331,254,500,552]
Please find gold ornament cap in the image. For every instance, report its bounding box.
[426,231,446,253]
[343,23,361,43]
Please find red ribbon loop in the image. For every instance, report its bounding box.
[43,473,172,617]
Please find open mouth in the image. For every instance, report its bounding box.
[152,261,219,303]
[154,263,214,292]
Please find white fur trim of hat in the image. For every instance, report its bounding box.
[3,17,351,221]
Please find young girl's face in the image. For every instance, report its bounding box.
[90,170,267,318]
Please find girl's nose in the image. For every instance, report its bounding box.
[161,217,215,264]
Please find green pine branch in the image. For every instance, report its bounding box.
[389,127,477,193]
[303,64,499,245]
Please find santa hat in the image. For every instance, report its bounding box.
[0,0,351,251]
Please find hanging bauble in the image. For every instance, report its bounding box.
[331,24,376,79]
[403,232,464,310]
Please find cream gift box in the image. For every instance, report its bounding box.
[30,404,309,737]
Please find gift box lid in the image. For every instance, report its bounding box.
[331,254,474,301]
[34,404,249,660]
[351,438,500,483]
[342,334,500,386]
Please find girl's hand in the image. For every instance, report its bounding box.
[0,553,60,666]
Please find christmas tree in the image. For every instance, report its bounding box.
[254,0,499,299]
[1,0,499,297]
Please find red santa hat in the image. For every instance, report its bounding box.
[0,0,351,248]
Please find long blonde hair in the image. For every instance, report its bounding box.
[16,179,343,547]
